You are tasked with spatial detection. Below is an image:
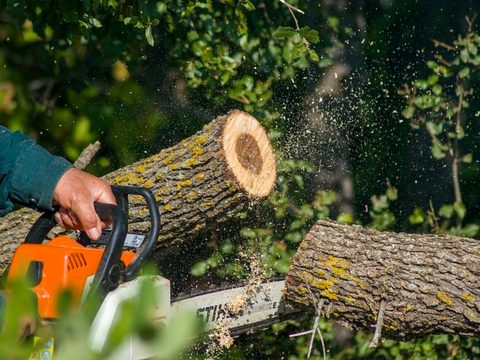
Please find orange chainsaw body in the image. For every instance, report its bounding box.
[7,235,136,319]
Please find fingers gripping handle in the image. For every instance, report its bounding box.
[24,200,124,244]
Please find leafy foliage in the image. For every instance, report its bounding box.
[400,21,480,235]
[0,0,327,168]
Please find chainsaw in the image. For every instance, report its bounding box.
[6,185,292,359]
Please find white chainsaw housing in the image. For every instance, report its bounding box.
[88,276,287,360]
[89,275,171,360]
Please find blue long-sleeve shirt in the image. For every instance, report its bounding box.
[0,126,73,215]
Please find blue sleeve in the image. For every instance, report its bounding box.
[0,126,73,215]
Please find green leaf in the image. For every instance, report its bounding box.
[463,153,473,163]
[371,194,389,212]
[240,227,256,238]
[439,204,454,219]
[426,121,443,135]
[459,67,470,78]
[461,223,479,237]
[431,141,446,159]
[156,2,167,13]
[308,48,320,62]
[73,116,92,144]
[386,186,398,201]
[318,57,332,68]
[326,16,339,31]
[409,207,425,225]
[414,79,428,90]
[191,261,208,277]
[454,202,466,220]
[206,253,221,267]
[314,190,336,206]
[290,42,305,59]
[285,231,303,243]
[427,74,439,85]
[290,219,305,230]
[298,27,320,43]
[432,84,442,95]
[90,17,102,28]
[272,26,297,39]
[402,106,415,119]
[468,43,478,56]
[456,125,465,139]
[337,212,353,224]
[370,211,396,230]
[240,0,255,10]
[294,174,304,188]
[145,25,154,46]
[427,60,439,70]
[187,30,199,42]
[222,241,234,255]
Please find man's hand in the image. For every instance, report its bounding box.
[52,168,116,240]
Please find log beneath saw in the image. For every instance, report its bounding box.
[0,110,276,272]
[284,220,480,340]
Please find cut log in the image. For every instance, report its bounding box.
[284,220,480,340]
[0,110,276,272]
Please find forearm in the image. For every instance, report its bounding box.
[0,126,73,215]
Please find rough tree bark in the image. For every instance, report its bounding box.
[0,110,276,272]
[284,220,480,340]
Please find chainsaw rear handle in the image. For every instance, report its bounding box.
[24,202,125,245]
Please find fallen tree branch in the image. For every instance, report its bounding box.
[284,220,480,340]
[0,110,276,272]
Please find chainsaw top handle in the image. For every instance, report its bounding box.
[23,185,160,297]
[87,201,128,301]
[111,185,160,281]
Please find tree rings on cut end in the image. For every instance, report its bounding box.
[222,110,276,199]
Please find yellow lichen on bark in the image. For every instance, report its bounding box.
[437,292,453,306]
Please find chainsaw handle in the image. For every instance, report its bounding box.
[112,186,160,281]
[24,202,123,245]
[88,186,160,299]
[88,202,128,300]
[24,185,160,299]
[24,210,56,244]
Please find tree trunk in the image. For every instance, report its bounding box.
[284,220,480,340]
[0,110,276,272]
